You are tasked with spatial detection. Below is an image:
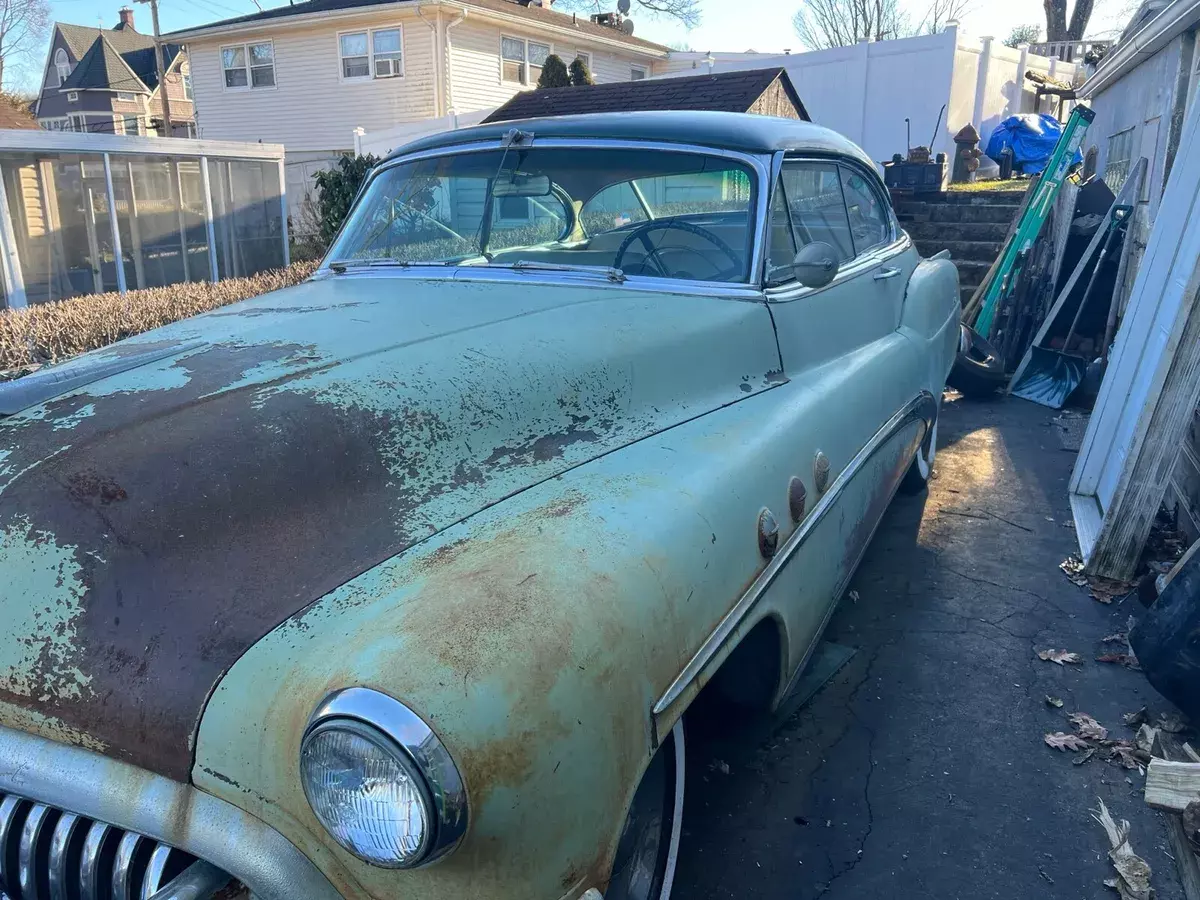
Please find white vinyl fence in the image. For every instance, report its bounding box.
[660,27,1078,169]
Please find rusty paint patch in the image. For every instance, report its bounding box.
[66,470,128,505]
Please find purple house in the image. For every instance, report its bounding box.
[33,7,196,137]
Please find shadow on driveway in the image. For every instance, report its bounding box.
[675,393,1185,900]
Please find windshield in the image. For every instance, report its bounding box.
[325,146,758,283]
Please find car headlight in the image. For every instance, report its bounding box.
[300,688,468,869]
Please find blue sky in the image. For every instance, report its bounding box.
[24,0,1131,91]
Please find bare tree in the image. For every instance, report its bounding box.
[792,0,911,49]
[1044,0,1094,41]
[913,0,972,35]
[1004,23,1042,46]
[553,0,700,30]
[0,0,49,89]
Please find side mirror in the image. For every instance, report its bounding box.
[792,241,839,288]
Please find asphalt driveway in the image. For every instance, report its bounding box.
[674,392,1187,900]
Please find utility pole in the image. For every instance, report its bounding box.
[134,0,174,136]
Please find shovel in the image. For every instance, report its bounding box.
[1010,217,1123,409]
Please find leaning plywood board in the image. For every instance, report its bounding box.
[1144,758,1200,812]
[1069,89,1200,580]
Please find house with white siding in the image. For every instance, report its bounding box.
[165,0,670,220]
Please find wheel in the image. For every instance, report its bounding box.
[606,721,686,900]
[947,323,1007,398]
[900,414,938,493]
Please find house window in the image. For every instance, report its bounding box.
[501,35,550,85]
[66,91,78,102]
[68,113,87,132]
[183,72,194,99]
[339,27,403,80]
[118,114,141,135]
[222,41,275,89]
[54,48,71,85]
[116,91,136,101]
[630,64,647,80]
[574,51,591,70]
[1104,127,1134,192]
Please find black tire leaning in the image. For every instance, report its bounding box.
[947,323,1007,398]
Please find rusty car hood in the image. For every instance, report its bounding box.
[0,274,782,780]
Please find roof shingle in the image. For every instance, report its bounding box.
[166,0,669,52]
[55,22,182,92]
[483,67,808,123]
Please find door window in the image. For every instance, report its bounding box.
[780,162,854,262]
[839,166,892,254]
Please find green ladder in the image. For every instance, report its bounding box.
[974,105,1096,339]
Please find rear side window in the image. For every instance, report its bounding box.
[780,162,854,262]
[839,166,892,254]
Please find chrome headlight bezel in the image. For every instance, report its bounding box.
[300,688,468,869]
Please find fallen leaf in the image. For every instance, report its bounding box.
[1122,707,1148,728]
[1155,711,1188,733]
[1088,576,1136,604]
[1045,695,1065,708]
[1045,732,1090,751]
[1092,799,1152,900]
[1073,747,1097,765]
[848,590,859,603]
[1060,555,1088,586]
[1101,632,1128,644]
[1070,713,1109,740]
[1039,649,1083,665]
[1097,653,1141,670]
[1104,743,1145,770]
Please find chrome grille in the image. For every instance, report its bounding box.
[0,792,234,900]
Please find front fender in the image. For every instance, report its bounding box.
[899,256,960,393]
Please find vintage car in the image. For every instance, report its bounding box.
[0,111,959,900]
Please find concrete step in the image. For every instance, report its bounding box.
[904,221,1010,243]
[951,260,993,283]
[936,189,1026,206]
[914,239,1004,263]
[925,203,1019,224]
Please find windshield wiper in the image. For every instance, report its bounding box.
[475,260,627,284]
[328,259,453,274]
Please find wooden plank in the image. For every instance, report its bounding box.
[1144,758,1200,812]
[1165,815,1200,900]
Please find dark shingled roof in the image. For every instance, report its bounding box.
[482,67,808,123]
[56,22,182,93]
[166,0,669,52]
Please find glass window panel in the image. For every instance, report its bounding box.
[373,29,401,53]
[630,66,646,80]
[502,60,524,82]
[343,57,370,79]
[765,178,797,282]
[225,67,248,88]
[528,64,543,83]
[222,46,245,69]
[501,36,525,61]
[839,166,890,254]
[250,42,273,63]
[340,32,368,57]
[528,42,550,65]
[251,66,276,87]
[781,162,854,262]
[210,159,286,280]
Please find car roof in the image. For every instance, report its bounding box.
[387,110,878,172]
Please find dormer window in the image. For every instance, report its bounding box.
[54,48,72,86]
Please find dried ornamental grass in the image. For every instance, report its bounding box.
[0,261,318,374]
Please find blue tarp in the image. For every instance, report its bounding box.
[985,114,1076,175]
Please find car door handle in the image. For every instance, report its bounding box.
[874,266,901,280]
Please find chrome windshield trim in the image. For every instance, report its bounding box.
[0,724,343,900]
[652,391,937,719]
[305,687,468,867]
[308,264,768,301]
[319,137,772,287]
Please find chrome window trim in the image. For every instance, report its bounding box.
[320,138,772,286]
[305,687,468,868]
[763,233,912,305]
[652,391,937,723]
[0,724,342,900]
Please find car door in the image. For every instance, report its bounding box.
[758,157,927,678]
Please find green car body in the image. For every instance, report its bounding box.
[0,111,958,900]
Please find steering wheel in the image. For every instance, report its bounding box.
[613,219,742,281]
